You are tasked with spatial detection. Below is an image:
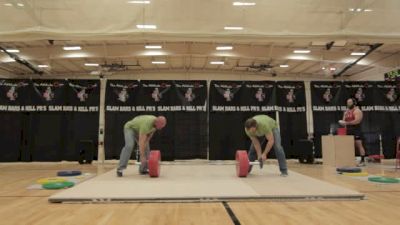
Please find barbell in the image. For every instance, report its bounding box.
[136,150,161,177]
[236,150,264,177]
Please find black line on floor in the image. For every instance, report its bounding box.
[222,201,241,225]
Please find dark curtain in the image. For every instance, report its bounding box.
[276,81,308,158]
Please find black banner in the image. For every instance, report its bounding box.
[276,81,307,157]
[106,80,140,108]
[210,81,276,112]
[311,81,345,112]
[0,79,100,113]
[374,82,400,112]
[63,80,100,160]
[0,79,30,110]
[241,81,276,112]
[0,80,31,160]
[209,81,277,160]
[373,82,400,157]
[171,80,208,159]
[311,81,345,157]
[136,80,173,112]
[276,81,306,113]
[0,79,100,162]
[173,80,207,111]
[27,79,67,112]
[67,80,100,112]
[311,81,398,158]
[105,80,161,159]
[105,80,208,160]
[342,82,374,111]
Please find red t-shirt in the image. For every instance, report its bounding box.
[344,108,356,122]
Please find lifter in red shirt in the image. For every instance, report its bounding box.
[339,98,366,166]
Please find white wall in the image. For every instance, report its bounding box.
[348,67,390,81]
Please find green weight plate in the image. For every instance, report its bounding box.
[42,181,75,190]
[368,176,400,184]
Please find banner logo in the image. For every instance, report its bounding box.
[43,87,55,101]
[6,86,18,101]
[255,88,265,102]
[151,88,162,102]
[77,88,88,102]
[286,89,296,103]
[354,87,365,102]
[223,88,234,102]
[184,88,196,102]
[386,88,398,102]
[117,88,129,102]
[69,83,97,102]
[323,88,333,103]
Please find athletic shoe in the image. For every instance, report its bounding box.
[139,169,149,175]
[357,161,366,167]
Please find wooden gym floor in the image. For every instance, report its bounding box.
[0,160,399,225]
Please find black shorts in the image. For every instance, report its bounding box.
[346,126,362,140]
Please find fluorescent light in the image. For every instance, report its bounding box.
[63,46,81,51]
[4,3,12,6]
[145,45,162,49]
[224,26,243,30]
[17,3,24,7]
[288,55,310,60]
[233,2,256,6]
[351,52,366,56]
[210,61,224,65]
[85,63,99,67]
[322,67,326,70]
[1,49,20,53]
[294,50,311,54]
[136,24,157,29]
[280,65,289,68]
[127,1,150,4]
[38,65,49,68]
[216,46,233,51]
[152,61,166,64]
[349,8,372,12]
[142,50,166,56]
[329,67,336,71]
[65,53,88,58]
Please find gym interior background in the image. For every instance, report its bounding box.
[0,1,399,225]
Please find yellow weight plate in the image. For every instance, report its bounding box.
[36,177,66,184]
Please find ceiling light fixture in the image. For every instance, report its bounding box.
[294,50,311,54]
[136,24,157,29]
[145,45,162,49]
[84,63,99,67]
[127,1,150,4]
[233,2,256,6]
[216,46,233,50]
[351,52,366,56]
[63,46,82,51]
[224,26,243,30]
[152,61,166,64]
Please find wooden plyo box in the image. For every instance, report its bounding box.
[322,135,356,168]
